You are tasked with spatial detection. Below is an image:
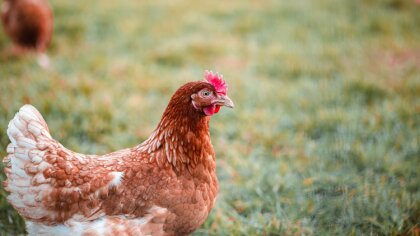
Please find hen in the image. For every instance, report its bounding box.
[1,0,53,68]
[3,71,234,236]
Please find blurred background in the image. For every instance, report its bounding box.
[0,0,419,235]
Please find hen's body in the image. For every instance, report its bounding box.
[3,77,233,235]
[1,0,52,51]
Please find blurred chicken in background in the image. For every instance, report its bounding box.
[1,0,53,68]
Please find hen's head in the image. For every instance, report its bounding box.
[191,70,234,116]
[166,70,234,118]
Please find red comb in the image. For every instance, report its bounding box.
[204,70,228,95]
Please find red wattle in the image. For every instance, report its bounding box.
[203,105,222,116]
[214,105,221,113]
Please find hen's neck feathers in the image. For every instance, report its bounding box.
[137,82,215,172]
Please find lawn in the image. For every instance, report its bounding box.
[0,0,419,235]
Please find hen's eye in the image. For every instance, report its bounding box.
[201,91,211,97]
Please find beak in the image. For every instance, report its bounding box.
[214,95,234,108]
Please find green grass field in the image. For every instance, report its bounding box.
[1,0,419,235]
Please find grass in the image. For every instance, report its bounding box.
[0,0,419,235]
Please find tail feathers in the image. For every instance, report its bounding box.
[5,104,51,171]
[4,105,125,223]
[7,105,50,146]
[4,105,54,218]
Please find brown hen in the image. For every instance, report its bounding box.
[1,0,53,67]
[3,71,234,236]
